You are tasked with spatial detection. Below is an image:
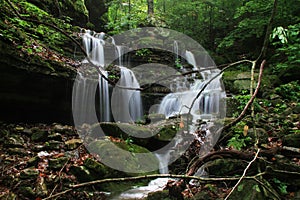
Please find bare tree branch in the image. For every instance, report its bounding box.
[216,60,266,145]
[224,149,261,200]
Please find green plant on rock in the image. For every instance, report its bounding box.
[227,134,252,150]
[272,178,288,195]
[135,48,152,57]
[227,121,252,150]
[274,81,300,102]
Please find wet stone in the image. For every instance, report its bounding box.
[31,129,48,142]
[48,133,63,141]
[27,156,40,167]
[7,148,26,155]
[20,168,39,179]
[64,138,83,150]
[18,186,35,198]
[45,140,64,150]
[48,157,69,170]
[4,136,25,148]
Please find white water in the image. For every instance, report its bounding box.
[98,70,110,122]
[185,50,198,73]
[111,67,143,122]
[72,72,98,125]
[82,30,105,67]
[158,51,226,121]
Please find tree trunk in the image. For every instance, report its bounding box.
[147,0,154,17]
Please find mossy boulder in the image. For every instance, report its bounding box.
[227,180,266,200]
[88,140,159,174]
[91,122,153,146]
[282,133,300,148]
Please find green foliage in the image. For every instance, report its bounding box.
[135,48,152,57]
[227,133,252,150]
[270,23,300,74]
[275,81,300,102]
[0,0,73,56]
[227,121,252,150]
[272,178,288,195]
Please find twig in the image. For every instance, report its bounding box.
[224,149,261,200]
[253,177,281,200]
[41,172,268,200]
[42,189,72,200]
[216,60,266,145]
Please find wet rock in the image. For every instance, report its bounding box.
[282,133,300,148]
[20,168,39,179]
[147,190,169,200]
[83,158,110,178]
[32,144,46,152]
[45,140,64,150]
[31,129,48,142]
[205,159,249,176]
[64,138,83,150]
[69,165,95,182]
[88,140,158,175]
[36,177,48,197]
[53,124,76,136]
[7,148,26,155]
[0,191,17,200]
[154,124,177,142]
[227,180,266,200]
[147,113,166,123]
[27,156,40,167]
[48,157,69,170]
[48,133,63,141]
[18,186,35,198]
[93,122,153,146]
[4,135,25,148]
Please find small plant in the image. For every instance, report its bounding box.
[175,58,183,69]
[227,134,252,150]
[135,49,152,57]
[273,178,288,195]
[275,81,300,102]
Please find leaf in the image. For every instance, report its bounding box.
[243,125,249,136]
[237,184,244,191]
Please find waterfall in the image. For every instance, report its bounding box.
[73,30,111,124]
[111,67,143,122]
[72,72,99,125]
[82,31,105,67]
[185,50,198,72]
[158,51,226,121]
[173,40,179,61]
[98,70,110,122]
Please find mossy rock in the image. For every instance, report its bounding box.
[154,124,177,142]
[69,165,95,182]
[147,190,170,200]
[31,129,48,142]
[227,180,266,200]
[88,140,159,174]
[91,122,153,146]
[83,158,118,178]
[205,158,249,176]
[282,133,300,148]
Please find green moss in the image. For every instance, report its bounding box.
[155,125,177,141]
[88,140,159,175]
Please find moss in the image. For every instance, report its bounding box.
[88,140,159,175]
[155,125,177,141]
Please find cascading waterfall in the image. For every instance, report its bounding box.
[73,30,111,124]
[111,66,143,122]
[72,72,99,125]
[98,70,110,122]
[185,50,198,73]
[158,51,226,121]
